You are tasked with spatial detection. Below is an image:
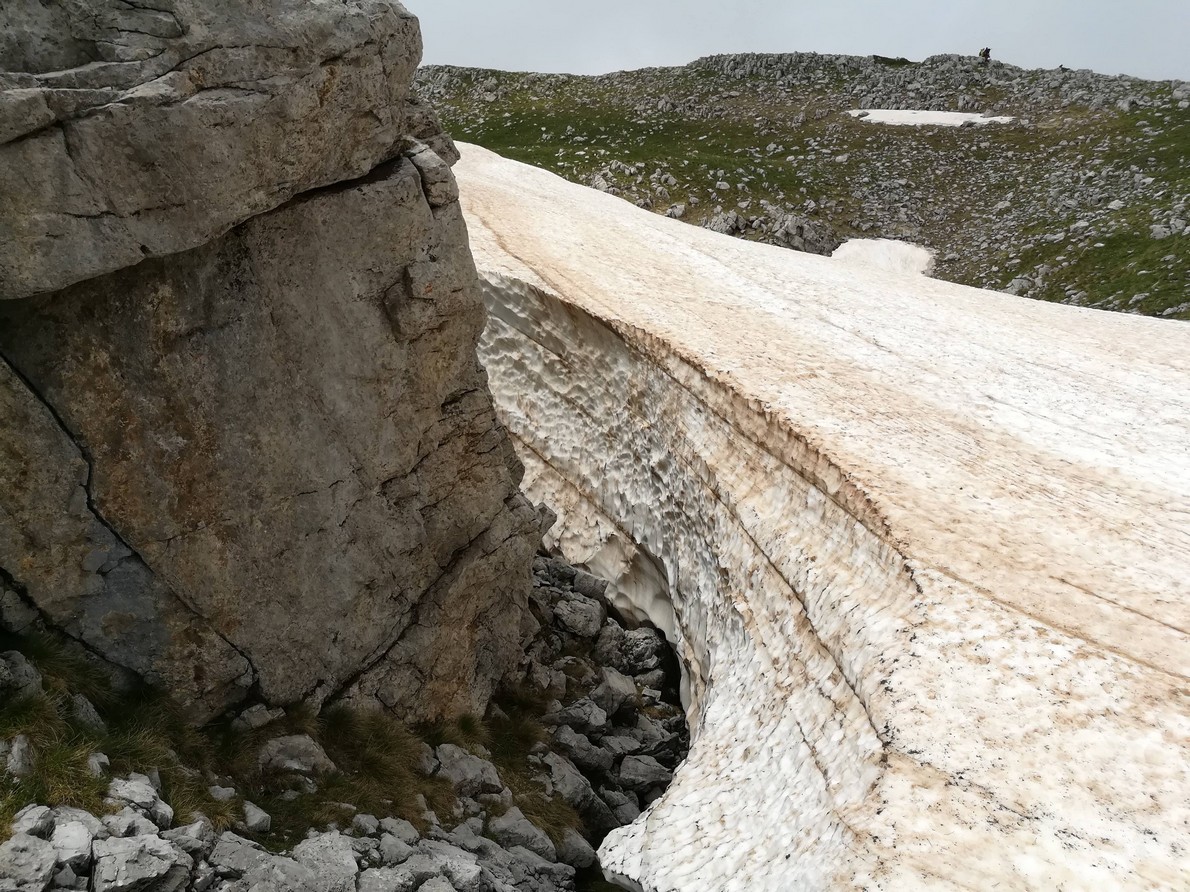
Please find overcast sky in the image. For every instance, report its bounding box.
[411,1,1190,82]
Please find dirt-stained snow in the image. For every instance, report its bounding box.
[455,142,1190,892]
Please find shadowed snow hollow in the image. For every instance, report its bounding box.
[455,143,1190,891]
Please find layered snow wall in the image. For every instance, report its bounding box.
[456,144,1190,891]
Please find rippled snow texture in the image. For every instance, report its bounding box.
[456,143,1190,892]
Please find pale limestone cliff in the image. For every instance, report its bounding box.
[0,4,537,724]
[457,143,1190,891]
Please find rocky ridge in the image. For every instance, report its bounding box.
[417,51,1189,318]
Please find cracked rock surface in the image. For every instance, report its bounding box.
[0,0,426,299]
[0,2,537,724]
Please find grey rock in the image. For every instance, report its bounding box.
[191,863,216,892]
[416,742,439,777]
[552,725,613,773]
[435,744,503,798]
[1006,276,1033,296]
[486,807,556,861]
[257,736,336,777]
[292,832,359,892]
[242,802,271,833]
[352,813,380,836]
[618,754,673,792]
[378,818,420,846]
[475,786,514,814]
[527,662,566,699]
[230,704,284,733]
[544,698,607,734]
[408,144,460,208]
[620,628,665,674]
[384,854,442,886]
[0,590,38,633]
[106,774,172,828]
[570,570,608,601]
[594,621,626,666]
[349,835,379,859]
[590,666,637,715]
[0,1,538,729]
[600,787,641,825]
[506,846,575,884]
[209,832,270,879]
[208,785,237,802]
[635,669,667,689]
[49,821,93,872]
[0,652,43,698]
[228,855,320,892]
[600,735,642,756]
[629,713,668,748]
[91,835,192,892]
[11,804,54,838]
[0,0,425,300]
[414,840,482,892]
[542,752,589,807]
[552,597,605,638]
[378,833,415,866]
[405,93,462,166]
[6,734,33,778]
[0,834,57,892]
[1150,224,1171,239]
[69,694,106,733]
[419,879,457,892]
[556,828,596,869]
[87,752,111,778]
[50,808,105,840]
[51,865,87,890]
[162,819,214,859]
[542,753,618,834]
[358,866,419,892]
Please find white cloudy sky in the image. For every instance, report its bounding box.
[411,0,1189,82]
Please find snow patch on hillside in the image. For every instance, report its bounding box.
[832,238,936,276]
[851,109,1015,126]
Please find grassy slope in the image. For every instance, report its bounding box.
[425,62,1190,320]
[0,630,579,852]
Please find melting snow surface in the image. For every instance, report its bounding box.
[850,109,1015,126]
[831,238,935,277]
[455,143,1190,892]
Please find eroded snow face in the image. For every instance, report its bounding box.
[458,143,1190,892]
[850,109,1015,126]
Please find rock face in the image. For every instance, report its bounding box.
[458,144,1190,890]
[0,0,423,300]
[0,3,538,723]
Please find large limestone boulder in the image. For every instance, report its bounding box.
[0,4,535,724]
[0,0,426,300]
